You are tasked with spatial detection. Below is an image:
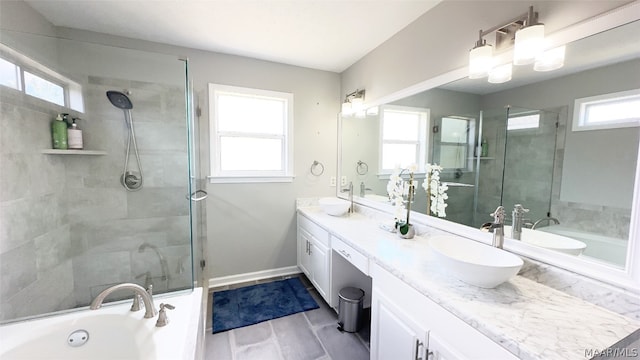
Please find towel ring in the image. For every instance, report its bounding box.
[356,160,368,175]
[311,160,324,176]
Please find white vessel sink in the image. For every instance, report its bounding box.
[505,226,587,255]
[318,197,350,216]
[429,235,523,288]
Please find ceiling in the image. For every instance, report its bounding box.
[25,0,442,73]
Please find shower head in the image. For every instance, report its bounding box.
[106,90,133,110]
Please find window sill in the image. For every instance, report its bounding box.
[208,175,295,184]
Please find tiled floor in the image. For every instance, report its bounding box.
[204,274,370,360]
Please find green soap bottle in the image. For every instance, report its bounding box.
[52,113,68,149]
[480,138,488,157]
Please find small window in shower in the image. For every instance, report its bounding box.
[0,57,21,90]
[0,43,84,112]
[24,70,65,106]
[573,89,640,131]
[209,83,294,183]
[508,113,540,131]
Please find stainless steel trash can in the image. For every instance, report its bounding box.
[338,287,365,333]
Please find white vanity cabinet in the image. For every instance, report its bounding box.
[297,214,331,302]
[372,287,428,360]
[370,263,517,360]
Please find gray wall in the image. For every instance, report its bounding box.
[1,1,341,286]
[340,1,630,104]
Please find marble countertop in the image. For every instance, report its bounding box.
[298,206,640,360]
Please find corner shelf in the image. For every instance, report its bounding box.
[42,149,107,156]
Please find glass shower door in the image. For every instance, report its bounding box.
[501,106,559,224]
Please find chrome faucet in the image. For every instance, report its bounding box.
[341,181,354,213]
[90,283,157,318]
[531,216,560,230]
[155,303,175,327]
[490,206,506,249]
[511,204,529,240]
[359,182,372,197]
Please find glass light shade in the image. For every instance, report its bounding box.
[513,24,545,65]
[351,96,364,112]
[488,63,512,84]
[534,45,566,71]
[468,44,493,79]
[341,101,352,114]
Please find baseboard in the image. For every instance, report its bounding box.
[208,266,302,289]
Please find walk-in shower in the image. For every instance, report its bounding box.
[1,27,197,324]
[107,90,144,191]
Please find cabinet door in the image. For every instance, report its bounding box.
[297,227,312,277]
[371,289,427,360]
[310,239,330,299]
[427,333,464,360]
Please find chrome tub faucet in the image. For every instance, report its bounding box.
[90,283,157,319]
[532,216,560,230]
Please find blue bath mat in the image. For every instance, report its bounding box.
[212,277,319,333]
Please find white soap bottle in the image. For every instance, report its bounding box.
[68,118,83,150]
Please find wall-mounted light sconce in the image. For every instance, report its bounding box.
[342,89,365,114]
[468,6,565,84]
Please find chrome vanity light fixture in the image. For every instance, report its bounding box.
[342,89,366,114]
[468,6,565,84]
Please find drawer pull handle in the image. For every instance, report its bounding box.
[339,249,351,258]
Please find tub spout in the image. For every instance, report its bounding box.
[90,283,157,319]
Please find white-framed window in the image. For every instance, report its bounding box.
[573,89,640,131]
[508,112,540,131]
[0,56,21,90]
[0,43,84,112]
[379,105,429,174]
[208,83,294,183]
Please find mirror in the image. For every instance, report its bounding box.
[339,19,640,269]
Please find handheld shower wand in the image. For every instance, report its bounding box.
[106,90,143,191]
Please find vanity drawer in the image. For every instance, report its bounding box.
[332,236,369,275]
[298,214,330,247]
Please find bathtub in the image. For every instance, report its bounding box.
[0,287,203,360]
[537,226,628,267]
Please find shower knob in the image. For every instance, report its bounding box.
[121,171,142,190]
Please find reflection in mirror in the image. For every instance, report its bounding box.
[339,20,640,269]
